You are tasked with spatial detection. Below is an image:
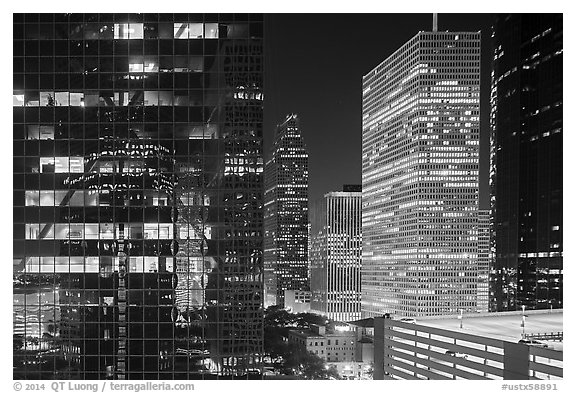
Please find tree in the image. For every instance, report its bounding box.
[263,306,340,379]
[364,362,374,379]
[326,365,341,380]
[280,343,341,379]
[295,312,327,328]
[264,307,297,327]
[264,326,289,364]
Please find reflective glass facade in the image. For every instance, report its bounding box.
[13,13,264,379]
[362,31,481,317]
[263,114,309,307]
[489,14,563,311]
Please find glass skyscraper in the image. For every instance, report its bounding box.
[13,13,264,379]
[263,114,309,308]
[361,30,481,317]
[489,14,563,312]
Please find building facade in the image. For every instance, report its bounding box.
[288,324,363,379]
[373,311,563,380]
[310,186,362,322]
[489,14,563,312]
[13,13,264,379]
[361,31,481,317]
[477,210,490,312]
[264,114,309,307]
[284,289,311,314]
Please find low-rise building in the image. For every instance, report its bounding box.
[348,317,375,378]
[288,323,368,379]
[288,324,327,360]
[284,290,311,314]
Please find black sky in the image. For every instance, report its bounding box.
[263,13,495,207]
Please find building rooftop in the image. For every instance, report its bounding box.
[289,330,324,339]
[348,318,374,328]
[413,309,563,349]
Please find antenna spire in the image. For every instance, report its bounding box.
[433,13,438,32]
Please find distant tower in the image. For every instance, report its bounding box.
[264,114,310,308]
[310,185,362,322]
[477,210,491,312]
[361,29,481,317]
[490,14,563,311]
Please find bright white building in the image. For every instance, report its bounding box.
[310,186,362,322]
[361,31,481,317]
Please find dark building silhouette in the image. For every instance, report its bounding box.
[490,14,563,311]
[263,114,309,307]
[13,13,264,379]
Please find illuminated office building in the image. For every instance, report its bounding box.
[477,209,490,312]
[264,114,309,308]
[490,14,563,311]
[13,13,264,379]
[361,30,481,317]
[310,185,362,322]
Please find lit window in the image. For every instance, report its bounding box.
[40,157,83,173]
[114,92,130,106]
[114,23,144,39]
[39,190,55,206]
[144,257,159,272]
[158,224,173,239]
[130,257,144,272]
[189,23,204,39]
[54,223,84,239]
[69,93,84,106]
[99,224,114,239]
[26,125,54,140]
[40,92,56,106]
[144,59,158,72]
[84,93,100,106]
[25,224,40,239]
[129,63,144,73]
[85,223,99,240]
[13,94,25,106]
[144,223,159,239]
[158,91,173,106]
[204,23,218,39]
[174,23,189,39]
[144,91,159,106]
[25,191,40,206]
[55,92,69,106]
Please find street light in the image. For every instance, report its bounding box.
[521,305,526,339]
[458,309,463,329]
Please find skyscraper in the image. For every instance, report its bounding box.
[13,13,264,379]
[361,30,481,317]
[477,209,490,313]
[309,185,362,322]
[263,114,309,308]
[490,14,563,312]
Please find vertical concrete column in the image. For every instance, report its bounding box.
[374,317,385,380]
[503,342,530,379]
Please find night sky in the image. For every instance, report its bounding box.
[263,13,495,206]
